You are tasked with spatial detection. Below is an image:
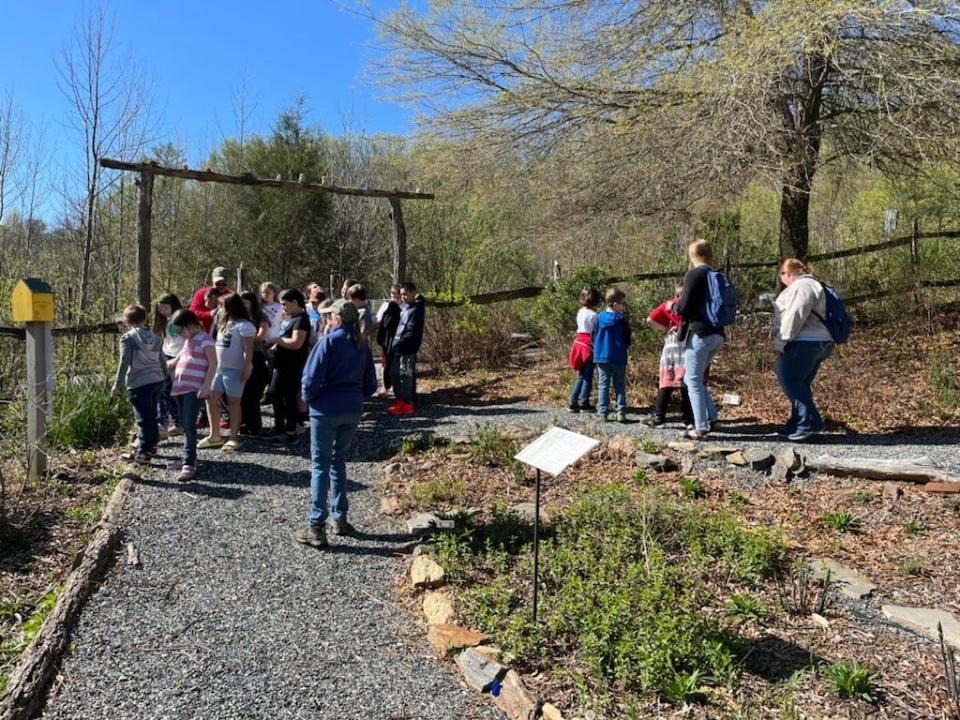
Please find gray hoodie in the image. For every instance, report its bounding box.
[113,327,166,391]
[771,275,833,352]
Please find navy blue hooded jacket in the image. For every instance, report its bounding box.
[301,324,377,417]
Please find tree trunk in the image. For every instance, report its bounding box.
[779,179,812,261]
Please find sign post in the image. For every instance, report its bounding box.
[515,427,599,622]
[11,278,55,480]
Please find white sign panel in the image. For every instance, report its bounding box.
[514,427,600,477]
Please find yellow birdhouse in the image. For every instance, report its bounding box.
[11,278,55,323]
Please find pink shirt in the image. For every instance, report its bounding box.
[171,332,214,396]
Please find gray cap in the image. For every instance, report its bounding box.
[211,266,227,283]
[319,298,359,324]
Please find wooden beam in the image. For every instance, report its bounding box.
[389,197,407,284]
[136,170,154,309]
[808,455,960,484]
[100,158,435,201]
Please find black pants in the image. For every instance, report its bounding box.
[240,352,269,433]
[654,385,694,426]
[270,369,300,434]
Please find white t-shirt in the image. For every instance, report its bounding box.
[576,307,598,334]
[262,302,283,342]
[215,319,256,370]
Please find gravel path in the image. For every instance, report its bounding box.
[43,408,503,720]
[42,390,957,720]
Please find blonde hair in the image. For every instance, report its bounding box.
[259,281,280,302]
[780,258,809,275]
[688,239,714,265]
[605,287,626,306]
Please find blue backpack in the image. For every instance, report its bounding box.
[812,283,852,344]
[704,268,738,327]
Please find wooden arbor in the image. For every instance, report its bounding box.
[99,158,434,306]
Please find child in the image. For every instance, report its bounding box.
[376,285,402,397]
[112,304,167,463]
[646,283,694,427]
[260,282,283,344]
[153,293,184,439]
[269,288,311,444]
[567,287,600,412]
[346,283,375,345]
[239,291,272,436]
[388,281,425,416]
[169,310,217,481]
[199,293,255,452]
[593,288,632,423]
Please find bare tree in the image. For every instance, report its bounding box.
[57,2,154,320]
[0,88,25,224]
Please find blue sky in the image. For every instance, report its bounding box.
[0,0,413,175]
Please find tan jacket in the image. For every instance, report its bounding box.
[771,275,832,352]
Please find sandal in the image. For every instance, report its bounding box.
[682,429,709,441]
[177,465,196,482]
[197,436,224,450]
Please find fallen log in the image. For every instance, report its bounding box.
[808,456,960,485]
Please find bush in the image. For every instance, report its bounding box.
[420,301,523,369]
[432,483,786,707]
[47,377,129,450]
[530,265,609,344]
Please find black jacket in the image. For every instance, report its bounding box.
[393,295,425,355]
[675,265,724,340]
[377,301,402,353]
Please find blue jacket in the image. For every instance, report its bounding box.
[301,324,377,417]
[393,295,425,355]
[593,310,631,365]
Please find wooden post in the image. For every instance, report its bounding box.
[910,218,922,308]
[389,197,407,284]
[552,260,561,284]
[329,273,335,300]
[25,321,53,479]
[136,170,154,308]
[236,264,248,293]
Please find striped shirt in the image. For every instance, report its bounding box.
[171,332,214,396]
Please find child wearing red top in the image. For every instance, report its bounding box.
[567,287,600,412]
[646,285,694,427]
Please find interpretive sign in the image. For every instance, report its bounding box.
[514,427,599,477]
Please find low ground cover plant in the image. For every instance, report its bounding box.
[429,482,786,710]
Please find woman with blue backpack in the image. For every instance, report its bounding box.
[675,239,734,440]
[772,258,840,442]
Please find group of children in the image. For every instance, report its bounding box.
[567,282,694,426]
[111,266,426,482]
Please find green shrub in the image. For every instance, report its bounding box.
[530,265,609,343]
[47,378,129,450]
[679,476,706,499]
[725,594,768,623]
[410,476,467,507]
[928,348,960,415]
[472,427,522,476]
[820,510,861,533]
[0,586,60,696]
[822,661,877,702]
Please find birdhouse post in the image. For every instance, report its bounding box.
[11,278,55,479]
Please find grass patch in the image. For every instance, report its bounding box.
[903,520,923,536]
[409,476,467,507]
[47,379,129,450]
[820,510,861,533]
[822,660,878,702]
[0,585,61,696]
[429,483,785,709]
[472,427,523,477]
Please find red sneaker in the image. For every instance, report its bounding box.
[396,401,415,416]
[386,401,404,416]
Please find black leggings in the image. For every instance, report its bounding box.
[270,369,300,434]
[654,385,694,425]
[240,352,269,433]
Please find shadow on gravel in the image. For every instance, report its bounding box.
[322,542,419,558]
[135,476,250,500]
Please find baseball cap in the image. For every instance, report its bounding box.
[212,267,227,283]
[318,298,359,324]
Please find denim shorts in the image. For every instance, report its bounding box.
[212,368,245,398]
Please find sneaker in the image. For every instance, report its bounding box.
[643,416,666,427]
[133,451,153,465]
[167,425,183,437]
[295,525,328,548]
[222,439,242,452]
[567,405,580,414]
[787,429,818,442]
[580,404,596,412]
[177,465,196,482]
[329,518,354,536]
[597,411,609,422]
[197,436,224,450]
[386,400,404,415]
[616,411,628,423]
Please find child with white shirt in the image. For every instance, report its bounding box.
[567,287,600,412]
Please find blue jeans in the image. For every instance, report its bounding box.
[596,362,626,414]
[128,382,162,453]
[569,359,594,408]
[683,333,724,432]
[309,413,361,526]
[174,392,201,466]
[775,341,833,434]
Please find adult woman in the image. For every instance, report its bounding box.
[296,299,377,548]
[675,239,724,439]
[239,291,271,436]
[772,258,834,441]
[269,288,311,445]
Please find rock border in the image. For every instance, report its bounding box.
[0,474,134,720]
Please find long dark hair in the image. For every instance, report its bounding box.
[152,293,182,335]
[240,290,264,326]
[218,293,251,334]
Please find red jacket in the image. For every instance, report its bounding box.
[188,285,232,333]
[568,332,593,371]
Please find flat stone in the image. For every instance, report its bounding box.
[697,446,742,457]
[406,511,442,535]
[726,451,748,466]
[810,558,876,600]
[667,441,696,453]
[384,461,405,481]
[882,605,960,649]
[410,555,446,589]
[925,482,960,494]
[379,495,402,516]
[744,450,776,472]
[419,460,437,471]
[778,448,804,472]
[455,647,506,691]
[607,435,635,458]
[810,613,830,629]
[472,644,502,662]
[510,501,551,526]
[634,451,678,472]
[423,590,456,625]
[542,703,564,720]
[681,456,695,474]
[492,669,537,720]
[451,435,472,445]
[427,623,488,657]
